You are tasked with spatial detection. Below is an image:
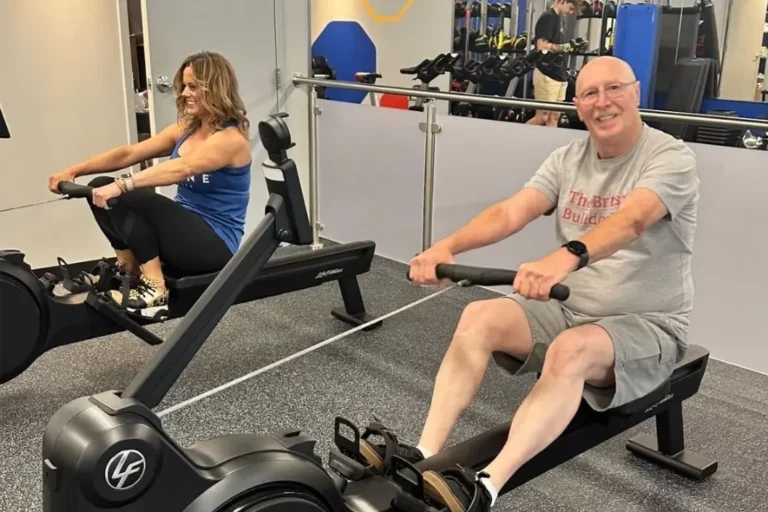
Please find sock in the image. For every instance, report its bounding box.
[416,445,434,459]
[478,470,499,506]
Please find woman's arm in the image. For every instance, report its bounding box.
[91,127,248,207]
[126,127,248,189]
[70,123,182,178]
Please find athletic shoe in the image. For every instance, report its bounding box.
[422,465,493,512]
[358,420,425,473]
[109,275,168,313]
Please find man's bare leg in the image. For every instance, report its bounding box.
[417,298,534,455]
[481,324,616,491]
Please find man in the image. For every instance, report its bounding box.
[527,0,577,127]
[356,56,700,512]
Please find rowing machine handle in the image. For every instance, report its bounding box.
[435,263,570,301]
[57,181,118,208]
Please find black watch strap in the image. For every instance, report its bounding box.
[562,240,589,270]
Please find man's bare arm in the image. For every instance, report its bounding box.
[536,38,571,53]
[436,188,555,255]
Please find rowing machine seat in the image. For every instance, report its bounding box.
[493,344,710,415]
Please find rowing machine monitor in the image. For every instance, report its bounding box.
[259,113,312,246]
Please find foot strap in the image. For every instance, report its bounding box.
[361,419,401,472]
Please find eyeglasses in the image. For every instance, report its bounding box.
[577,81,637,104]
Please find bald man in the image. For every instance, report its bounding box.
[353,57,700,511]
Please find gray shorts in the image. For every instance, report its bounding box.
[496,293,683,412]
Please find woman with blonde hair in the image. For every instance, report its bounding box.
[47,51,252,312]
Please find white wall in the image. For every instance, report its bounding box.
[0,0,135,268]
[276,0,311,209]
[311,0,453,112]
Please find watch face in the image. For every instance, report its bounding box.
[568,241,587,254]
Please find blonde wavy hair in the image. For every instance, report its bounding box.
[173,51,250,138]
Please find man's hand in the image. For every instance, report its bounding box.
[92,182,123,209]
[513,248,579,301]
[408,244,456,285]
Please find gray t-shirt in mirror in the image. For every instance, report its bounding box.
[525,125,700,343]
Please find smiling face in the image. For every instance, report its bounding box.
[181,66,205,117]
[172,52,250,136]
[574,57,642,144]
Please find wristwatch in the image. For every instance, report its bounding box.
[562,240,589,270]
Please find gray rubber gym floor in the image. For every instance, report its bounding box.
[1,245,767,511]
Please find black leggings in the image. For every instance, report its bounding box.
[87,176,232,276]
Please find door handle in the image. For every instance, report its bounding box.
[155,75,173,93]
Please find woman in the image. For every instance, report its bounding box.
[47,51,252,312]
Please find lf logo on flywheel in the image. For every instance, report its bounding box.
[105,449,146,491]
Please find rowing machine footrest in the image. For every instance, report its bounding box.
[328,417,373,481]
[391,456,441,511]
[331,308,382,331]
[62,278,91,294]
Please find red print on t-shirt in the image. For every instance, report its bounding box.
[562,190,626,226]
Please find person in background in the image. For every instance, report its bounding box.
[527,0,578,127]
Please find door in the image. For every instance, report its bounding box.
[140,0,280,232]
[720,0,768,100]
[0,0,136,268]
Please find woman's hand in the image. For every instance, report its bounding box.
[92,182,123,209]
[48,167,78,194]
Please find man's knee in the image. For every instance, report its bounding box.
[543,326,615,380]
[453,298,532,354]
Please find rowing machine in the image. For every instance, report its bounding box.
[42,215,716,512]
[1,121,381,385]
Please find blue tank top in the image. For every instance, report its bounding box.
[171,123,251,254]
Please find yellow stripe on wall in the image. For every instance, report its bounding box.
[360,0,415,23]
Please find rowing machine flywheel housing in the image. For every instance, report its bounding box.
[0,250,50,383]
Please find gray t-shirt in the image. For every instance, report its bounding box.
[525,125,699,341]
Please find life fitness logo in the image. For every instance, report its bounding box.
[360,0,414,22]
[105,449,146,491]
